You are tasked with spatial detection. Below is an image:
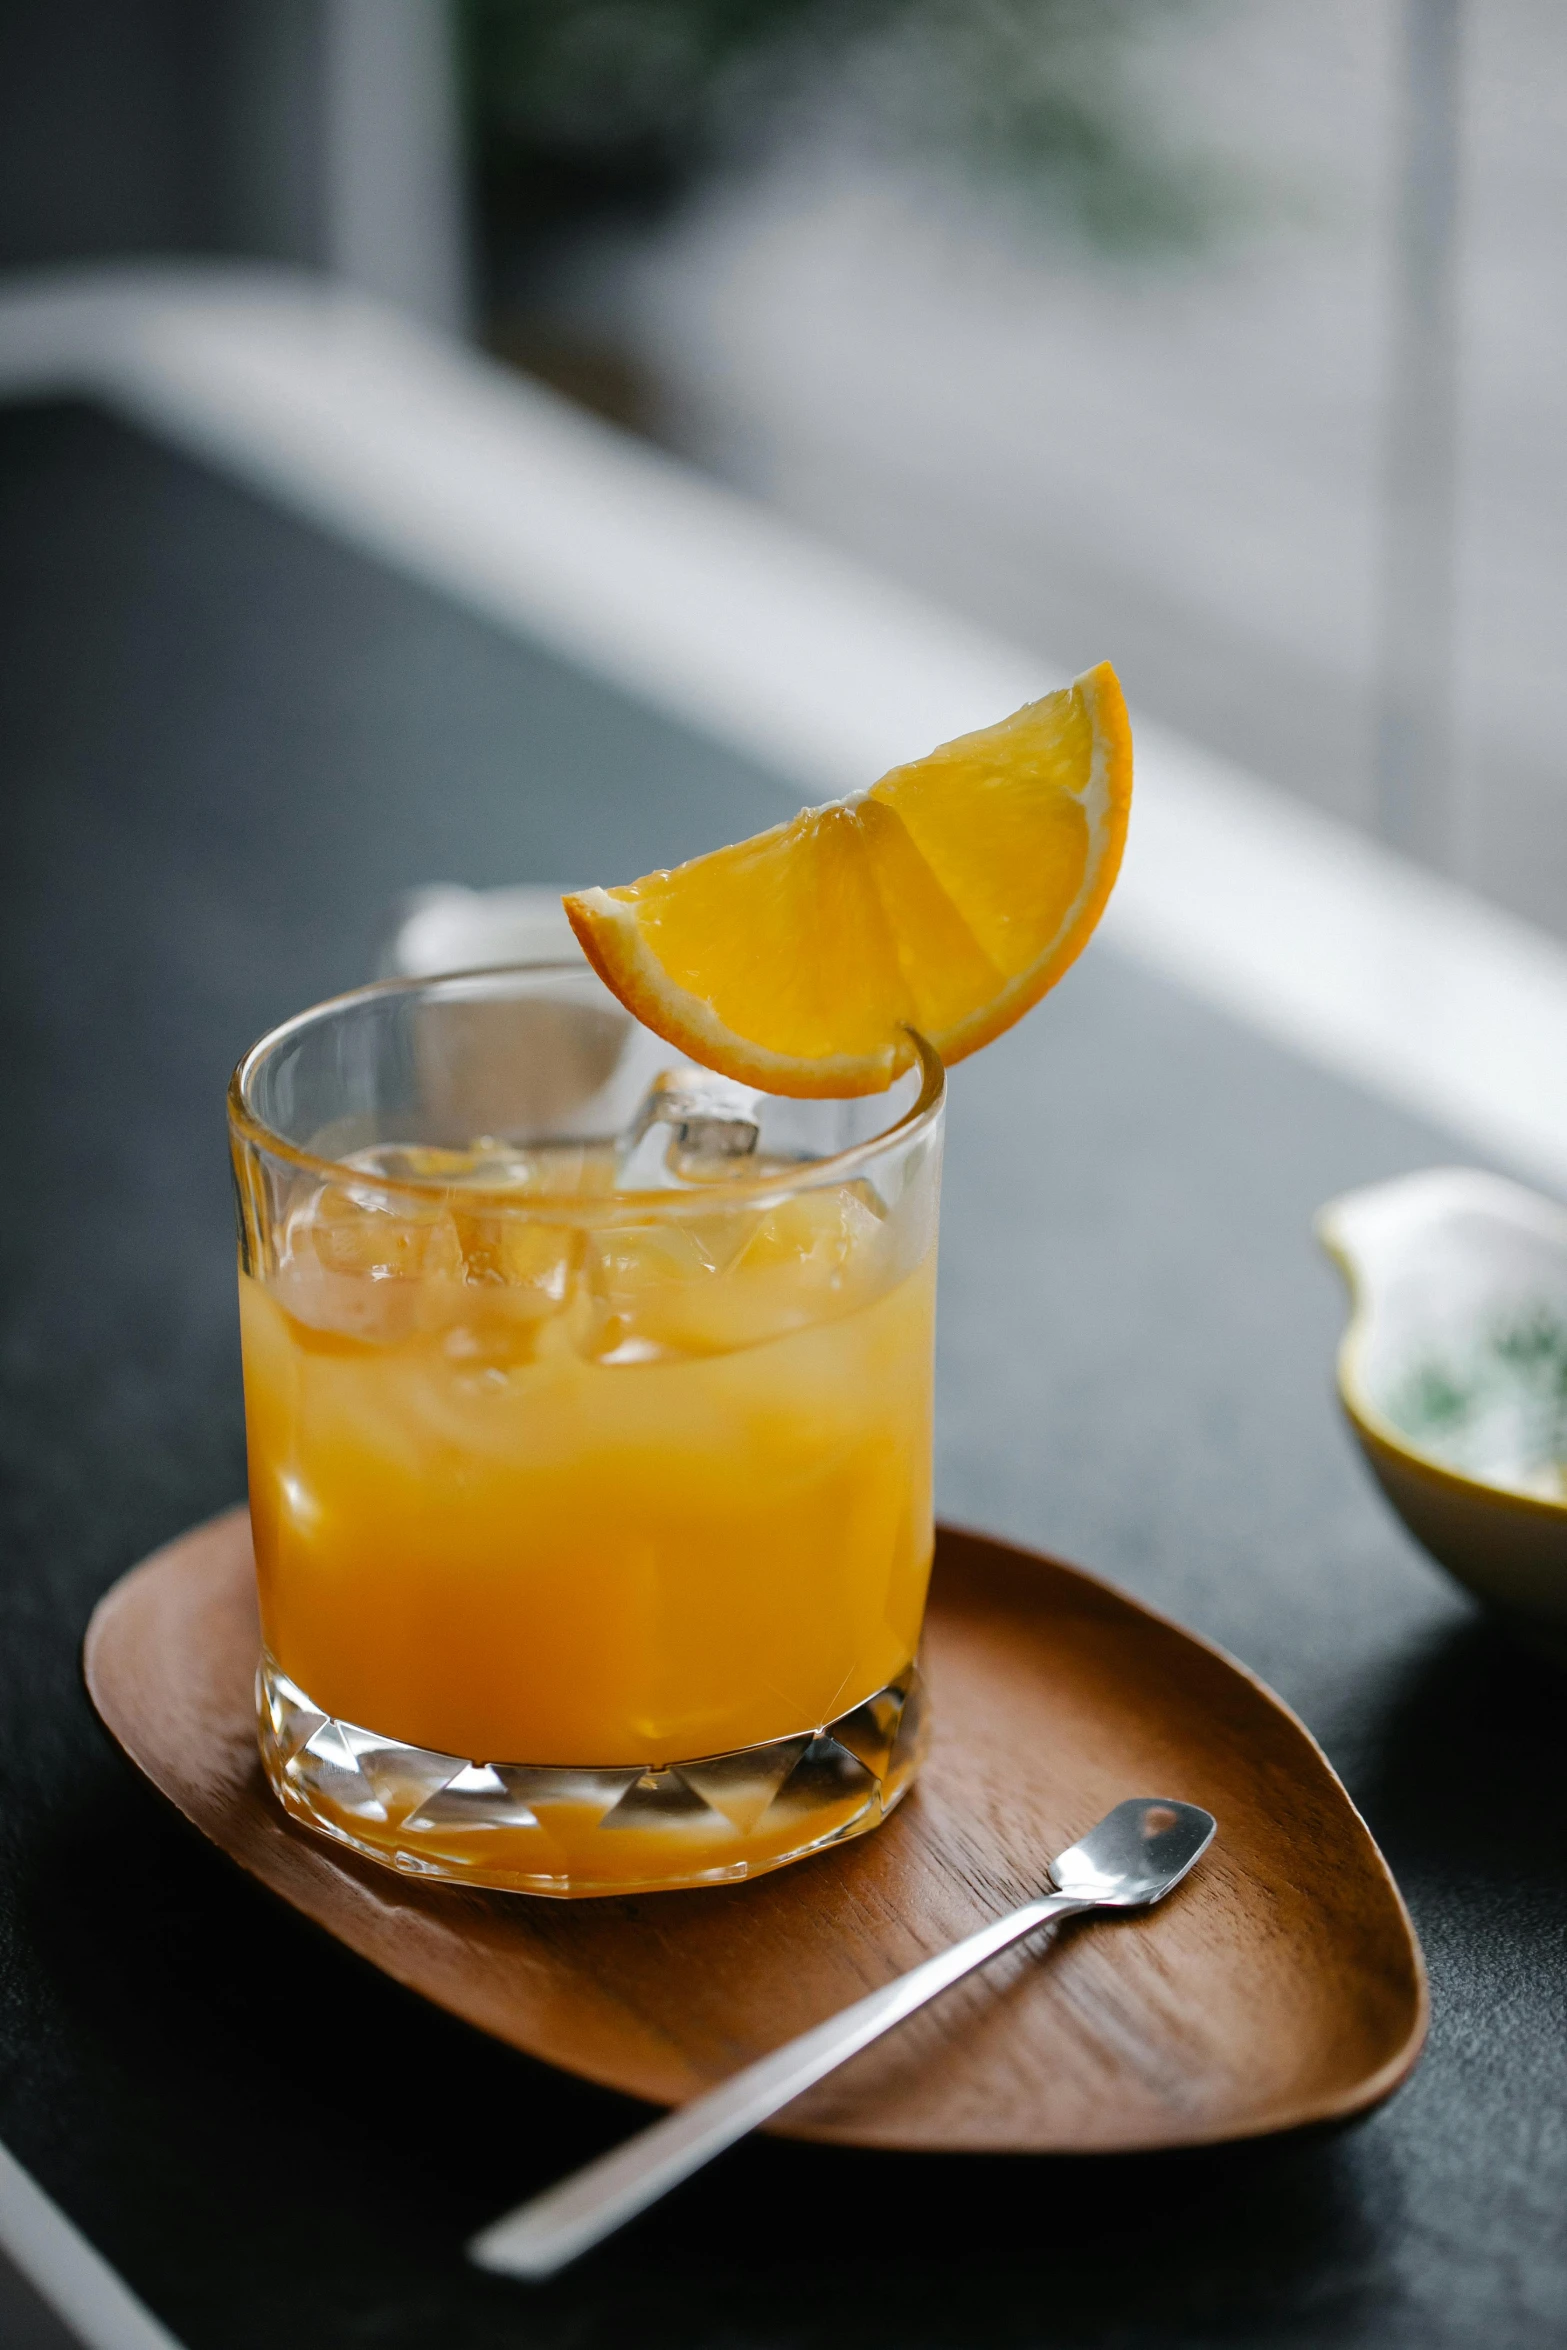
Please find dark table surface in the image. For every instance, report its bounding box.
[1,398,1564,2350]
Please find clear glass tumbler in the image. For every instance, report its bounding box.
[229,965,944,1895]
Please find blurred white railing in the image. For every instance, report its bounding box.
[3,261,1565,1186]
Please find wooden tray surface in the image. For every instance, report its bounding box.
[83,1510,1426,2153]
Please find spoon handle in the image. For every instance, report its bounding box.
[468,1889,1088,2280]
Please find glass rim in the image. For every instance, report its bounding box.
[227,961,947,1205]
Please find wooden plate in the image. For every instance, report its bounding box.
[83,1510,1426,2153]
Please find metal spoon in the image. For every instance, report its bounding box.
[469,1795,1216,2280]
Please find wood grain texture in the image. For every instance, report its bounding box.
[83,1509,1427,2153]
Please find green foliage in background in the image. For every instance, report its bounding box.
[462,0,1234,256]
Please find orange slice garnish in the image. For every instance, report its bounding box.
[565,662,1131,1096]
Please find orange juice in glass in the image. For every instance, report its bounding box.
[230,965,943,1894]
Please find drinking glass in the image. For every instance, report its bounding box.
[229,965,944,1895]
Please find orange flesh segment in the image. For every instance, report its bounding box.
[566,662,1131,1097]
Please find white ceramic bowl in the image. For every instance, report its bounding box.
[381,884,584,978]
[1317,1167,1567,1660]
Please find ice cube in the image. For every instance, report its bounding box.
[434,1213,586,1368]
[617,1067,761,1189]
[683,1184,892,1350]
[352,1137,617,1194]
[452,1211,582,1303]
[579,1222,721,1362]
[507,1139,618,1195]
[309,1181,459,1281]
[272,1179,464,1343]
[732,1184,886,1287]
[567,1183,895,1363]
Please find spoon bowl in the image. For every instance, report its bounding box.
[1050,1796,1216,1906]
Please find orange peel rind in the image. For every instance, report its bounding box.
[565,661,1132,1098]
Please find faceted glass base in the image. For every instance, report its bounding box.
[258,1655,927,1896]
